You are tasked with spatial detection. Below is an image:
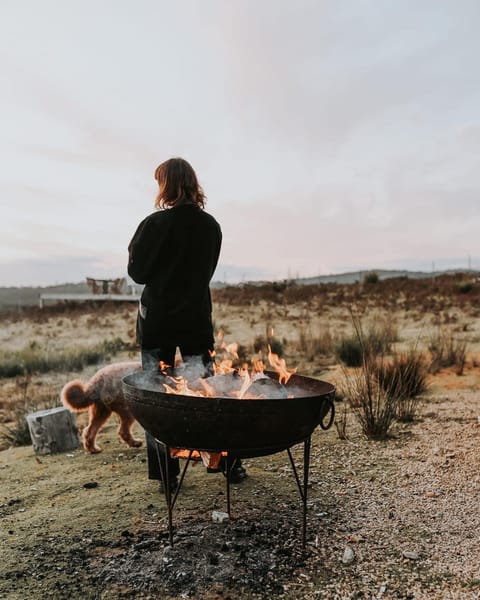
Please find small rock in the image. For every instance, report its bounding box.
[212,510,230,523]
[403,550,420,560]
[424,491,439,498]
[83,482,98,489]
[341,546,355,564]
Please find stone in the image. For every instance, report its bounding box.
[341,546,355,564]
[212,510,230,523]
[27,407,80,455]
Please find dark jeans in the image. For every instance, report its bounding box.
[141,344,213,481]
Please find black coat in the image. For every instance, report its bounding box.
[128,204,222,349]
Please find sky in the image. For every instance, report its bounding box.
[1,0,479,286]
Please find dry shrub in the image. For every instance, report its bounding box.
[295,324,334,360]
[342,359,398,440]
[363,271,380,284]
[253,335,284,357]
[428,328,468,375]
[341,315,398,439]
[376,349,429,422]
[336,312,398,367]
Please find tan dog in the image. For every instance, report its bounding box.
[61,361,143,453]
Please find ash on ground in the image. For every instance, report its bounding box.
[98,510,307,598]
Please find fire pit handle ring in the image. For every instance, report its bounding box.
[319,394,335,431]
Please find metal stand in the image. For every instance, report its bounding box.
[286,436,311,547]
[155,441,193,546]
[155,437,312,547]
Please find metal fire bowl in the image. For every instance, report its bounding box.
[122,371,335,459]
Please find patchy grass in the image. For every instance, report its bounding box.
[0,337,131,378]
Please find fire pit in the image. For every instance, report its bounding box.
[122,371,335,545]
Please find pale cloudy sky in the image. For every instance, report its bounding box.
[1,0,479,286]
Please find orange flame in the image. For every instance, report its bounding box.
[221,341,239,359]
[267,345,296,384]
[159,361,171,375]
[163,377,203,397]
[213,358,235,375]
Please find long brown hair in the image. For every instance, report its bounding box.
[154,157,206,209]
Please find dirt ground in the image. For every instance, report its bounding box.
[1,280,480,599]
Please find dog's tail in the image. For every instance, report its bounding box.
[61,380,92,412]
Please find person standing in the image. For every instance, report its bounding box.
[127,157,246,490]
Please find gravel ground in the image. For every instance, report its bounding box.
[1,376,480,599]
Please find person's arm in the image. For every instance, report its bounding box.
[209,222,222,279]
[127,215,161,284]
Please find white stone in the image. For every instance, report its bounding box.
[341,546,355,564]
[212,510,230,523]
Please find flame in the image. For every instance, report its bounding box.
[267,345,296,384]
[159,361,171,375]
[252,358,265,374]
[155,338,296,397]
[213,358,235,375]
[199,378,216,397]
[157,335,298,470]
[163,377,204,397]
[221,341,239,358]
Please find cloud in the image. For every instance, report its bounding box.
[1,1,480,285]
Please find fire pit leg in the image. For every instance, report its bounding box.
[286,436,311,547]
[155,441,194,546]
[226,455,231,517]
[155,441,174,546]
[302,436,311,547]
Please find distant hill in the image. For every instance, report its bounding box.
[294,269,438,285]
[1,269,477,311]
[219,268,477,288]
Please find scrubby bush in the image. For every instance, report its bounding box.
[336,335,364,367]
[253,335,284,357]
[364,271,380,284]
[335,314,398,367]
[339,315,398,438]
[428,329,468,375]
[339,313,421,438]
[376,349,429,421]
[456,281,475,294]
[295,324,334,360]
[342,357,398,440]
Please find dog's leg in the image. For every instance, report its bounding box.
[115,405,143,448]
[83,403,112,453]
